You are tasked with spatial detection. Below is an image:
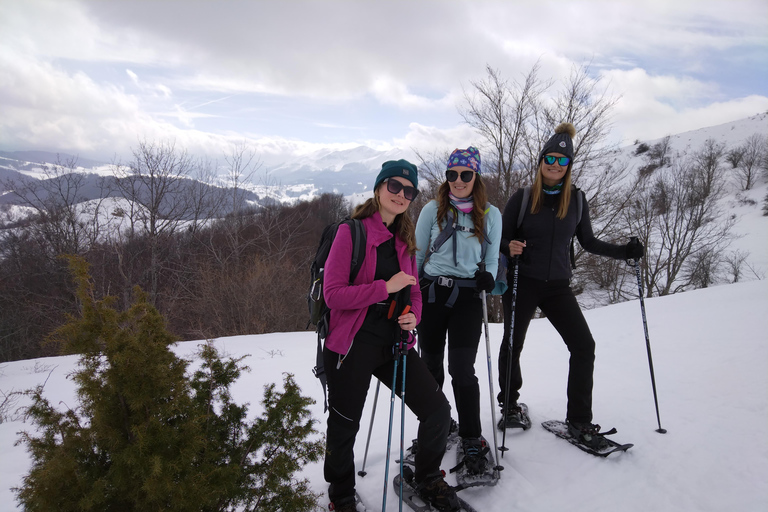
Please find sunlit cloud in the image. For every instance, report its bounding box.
[0,0,764,164]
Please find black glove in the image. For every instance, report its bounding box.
[474,269,495,293]
[625,238,645,260]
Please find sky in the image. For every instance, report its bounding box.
[0,0,767,166]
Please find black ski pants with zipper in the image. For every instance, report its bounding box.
[418,281,484,440]
[498,275,596,423]
[323,340,450,503]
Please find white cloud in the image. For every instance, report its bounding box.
[603,68,768,143]
[0,0,764,164]
[393,123,480,155]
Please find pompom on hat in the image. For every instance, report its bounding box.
[374,159,418,190]
[447,146,481,174]
[538,123,576,164]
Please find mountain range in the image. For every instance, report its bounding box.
[1,113,766,207]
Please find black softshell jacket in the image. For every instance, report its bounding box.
[500,187,625,282]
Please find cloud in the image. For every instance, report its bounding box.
[603,68,768,143]
[0,0,765,164]
[393,123,479,154]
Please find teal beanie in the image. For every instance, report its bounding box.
[374,159,418,190]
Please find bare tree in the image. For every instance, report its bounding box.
[110,139,202,303]
[625,139,736,296]
[459,62,550,203]
[1,156,108,257]
[731,133,767,191]
[542,62,621,187]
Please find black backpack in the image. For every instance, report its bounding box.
[307,218,366,412]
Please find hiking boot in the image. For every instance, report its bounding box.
[460,437,489,475]
[415,471,460,511]
[567,421,610,449]
[497,402,527,430]
[329,495,357,512]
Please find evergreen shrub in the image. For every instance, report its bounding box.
[14,256,324,511]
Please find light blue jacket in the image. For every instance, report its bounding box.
[415,200,505,295]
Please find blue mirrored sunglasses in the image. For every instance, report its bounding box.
[385,179,419,201]
[543,155,571,166]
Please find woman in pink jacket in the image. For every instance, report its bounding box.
[323,160,458,512]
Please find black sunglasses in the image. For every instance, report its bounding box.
[445,170,475,183]
[543,155,571,166]
[385,179,419,201]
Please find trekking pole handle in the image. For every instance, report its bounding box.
[395,305,411,356]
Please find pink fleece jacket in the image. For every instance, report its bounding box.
[323,211,422,357]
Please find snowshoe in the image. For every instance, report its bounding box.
[542,419,633,457]
[450,436,499,488]
[496,402,531,430]
[399,418,459,466]
[394,466,478,512]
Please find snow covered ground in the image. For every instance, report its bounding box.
[1,275,766,511]
[0,115,766,510]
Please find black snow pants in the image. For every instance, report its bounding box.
[323,340,450,503]
[418,281,484,439]
[498,275,596,423]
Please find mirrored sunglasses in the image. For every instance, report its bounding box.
[543,155,571,166]
[445,169,475,183]
[385,179,419,201]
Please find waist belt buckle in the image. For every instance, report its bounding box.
[437,276,454,287]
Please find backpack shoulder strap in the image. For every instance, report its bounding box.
[421,207,458,273]
[575,187,583,222]
[570,186,584,270]
[517,186,531,229]
[344,218,366,283]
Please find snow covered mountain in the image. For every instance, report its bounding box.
[1,113,765,204]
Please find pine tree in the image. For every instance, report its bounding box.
[15,256,324,511]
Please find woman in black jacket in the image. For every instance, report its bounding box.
[497,122,644,446]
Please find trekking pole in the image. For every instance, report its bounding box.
[500,256,519,456]
[357,380,381,477]
[381,345,399,512]
[628,238,667,434]
[382,303,411,512]
[397,327,409,512]
[478,262,504,475]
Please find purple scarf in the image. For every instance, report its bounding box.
[449,193,474,214]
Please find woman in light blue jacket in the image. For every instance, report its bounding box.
[415,147,503,477]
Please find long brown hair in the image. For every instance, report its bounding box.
[530,161,572,219]
[435,173,489,244]
[352,184,418,255]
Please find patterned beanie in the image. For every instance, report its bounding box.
[447,147,481,174]
[374,159,418,190]
[538,123,576,164]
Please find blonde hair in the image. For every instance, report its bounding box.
[352,185,418,255]
[530,161,573,220]
[435,174,488,243]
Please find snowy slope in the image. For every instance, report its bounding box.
[1,278,766,512]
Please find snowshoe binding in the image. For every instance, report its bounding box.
[394,466,478,512]
[496,402,531,430]
[542,419,634,457]
[399,418,459,467]
[450,436,499,488]
[329,493,366,512]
